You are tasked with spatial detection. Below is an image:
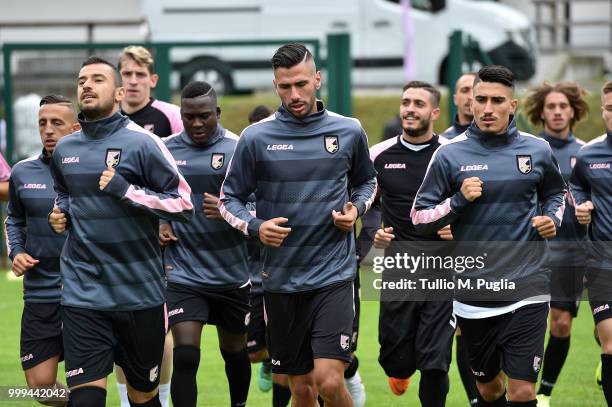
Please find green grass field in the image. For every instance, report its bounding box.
[0,269,606,406]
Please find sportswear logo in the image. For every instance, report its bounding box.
[62,156,80,164]
[244,311,251,326]
[23,183,46,189]
[247,339,257,347]
[517,155,532,174]
[21,353,33,362]
[384,163,406,169]
[66,368,84,378]
[570,156,576,169]
[471,369,485,377]
[589,163,611,169]
[532,355,542,373]
[168,308,184,317]
[149,365,159,382]
[105,148,122,168]
[324,135,339,154]
[176,160,187,166]
[211,153,225,170]
[340,334,350,351]
[271,359,281,366]
[267,144,294,151]
[593,304,610,315]
[460,164,488,172]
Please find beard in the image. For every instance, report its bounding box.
[403,117,430,137]
[79,98,115,121]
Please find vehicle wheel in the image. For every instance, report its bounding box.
[179,58,234,95]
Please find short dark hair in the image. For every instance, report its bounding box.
[474,65,515,90]
[402,81,441,107]
[271,43,313,70]
[40,94,72,107]
[248,105,272,123]
[81,56,121,86]
[181,81,217,101]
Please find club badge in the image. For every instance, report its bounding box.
[105,149,122,168]
[516,155,532,174]
[211,153,225,170]
[570,155,577,169]
[324,135,339,154]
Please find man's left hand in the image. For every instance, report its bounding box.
[532,215,556,239]
[332,202,358,232]
[99,166,115,190]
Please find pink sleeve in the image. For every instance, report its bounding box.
[152,100,183,134]
[0,154,12,181]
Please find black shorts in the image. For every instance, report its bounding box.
[351,272,361,352]
[264,281,354,375]
[590,301,612,324]
[378,301,454,378]
[549,266,584,317]
[247,291,267,353]
[457,302,549,383]
[20,302,63,370]
[167,282,250,334]
[62,305,166,391]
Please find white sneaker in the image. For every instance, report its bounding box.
[345,370,366,407]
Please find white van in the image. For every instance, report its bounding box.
[144,0,535,93]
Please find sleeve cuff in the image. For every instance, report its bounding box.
[8,246,26,261]
[353,201,366,217]
[450,191,470,214]
[248,218,265,238]
[103,171,131,199]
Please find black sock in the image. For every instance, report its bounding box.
[344,355,359,379]
[221,348,251,407]
[602,354,612,406]
[171,345,200,407]
[538,334,570,396]
[457,335,480,405]
[272,383,291,407]
[129,393,161,407]
[318,395,324,406]
[67,386,106,407]
[418,370,449,407]
[507,401,537,406]
[478,391,506,407]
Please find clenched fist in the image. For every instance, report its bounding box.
[460,177,483,202]
[48,207,67,234]
[12,253,39,277]
[532,216,556,239]
[576,201,594,225]
[259,217,292,247]
[374,227,395,249]
[99,166,115,190]
[332,202,358,232]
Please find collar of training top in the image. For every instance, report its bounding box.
[180,124,225,148]
[452,113,471,135]
[539,130,576,148]
[39,148,52,165]
[78,111,129,141]
[276,100,326,126]
[467,114,519,148]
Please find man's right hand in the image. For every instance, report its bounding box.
[259,217,291,247]
[12,253,39,277]
[374,227,395,249]
[576,200,594,225]
[460,177,483,202]
[49,207,67,234]
[159,223,179,247]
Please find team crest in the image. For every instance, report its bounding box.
[340,334,350,351]
[149,365,159,382]
[516,155,532,174]
[324,135,339,154]
[533,355,542,373]
[211,153,225,170]
[105,149,122,168]
[570,155,577,169]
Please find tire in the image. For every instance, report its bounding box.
[178,57,234,95]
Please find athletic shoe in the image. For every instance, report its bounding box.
[388,376,411,396]
[596,360,603,390]
[344,370,366,407]
[536,394,551,407]
[258,363,273,392]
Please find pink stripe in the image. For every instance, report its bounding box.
[566,190,576,208]
[151,99,183,134]
[370,137,398,162]
[164,303,169,334]
[3,219,11,257]
[125,122,193,212]
[363,178,378,213]
[411,198,452,225]
[554,199,566,224]
[218,156,250,235]
[263,298,268,326]
[0,154,12,181]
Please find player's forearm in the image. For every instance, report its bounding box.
[351,177,377,217]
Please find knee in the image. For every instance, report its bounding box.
[26,376,56,390]
[173,345,200,371]
[601,340,612,355]
[551,315,572,338]
[317,372,345,399]
[248,349,268,364]
[127,388,159,405]
[476,377,505,402]
[290,382,317,402]
[507,382,535,402]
